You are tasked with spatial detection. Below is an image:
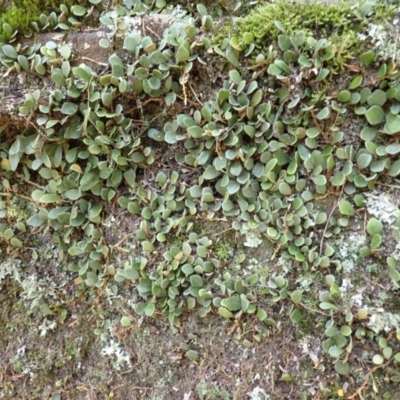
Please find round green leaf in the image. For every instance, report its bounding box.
[218,307,234,319]
[61,102,78,115]
[385,109,400,130]
[340,325,352,336]
[316,107,330,120]
[148,76,161,90]
[366,218,383,235]
[2,44,18,59]
[338,199,354,216]
[229,69,241,85]
[349,75,363,90]
[360,50,374,65]
[372,354,384,365]
[278,182,292,195]
[312,175,327,186]
[290,309,302,324]
[257,308,268,321]
[71,5,86,16]
[331,172,345,186]
[72,66,91,81]
[145,303,155,317]
[176,44,190,63]
[290,290,302,305]
[190,275,204,288]
[203,166,220,180]
[221,296,242,311]
[367,89,387,106]
[40,194,61,203]
[371,233,382,249]
[337,90,351,103]
[17,55,29,71]
[386,143,400,155]
[335,361,349,375]
[120,316,132,327]
[357,153,372,169]
[388,159,400,176]
[10,237,23,248]
[365,105,384,125]
[360,126,377,141]
[134,302,147,315]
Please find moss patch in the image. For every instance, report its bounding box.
[216,0,398,71]
[0,0,95,35]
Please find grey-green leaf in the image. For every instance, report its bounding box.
[338,199,354,216]
[218,307,234,319]
[365,105,384,125]
[366,218,383,235]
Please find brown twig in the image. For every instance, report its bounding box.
[2,66,16,78]
[110,233,136,252]
[15,193,40,203]
[374,181,400,189]
[214,227,235,236]
[271,243,281,260]
[228,317,241,335]
[16,173,45,190]
[79,56,108,67]
[180,70,188,106]
[347,360,391,399]
[143,22,161,40]
[314,188,334,200]
[310,109,330,142]
[111,246,130,253]
[363,209,367,237]
[188,81,203,106]
[141,14,146,36]
[299,302,329,316]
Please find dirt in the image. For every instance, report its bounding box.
[1,195,398,400]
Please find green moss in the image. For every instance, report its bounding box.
[215,0,398,71]
[213,241,232,261]
[0,0,93,36]
[237,1,353,40]
[215,1,351,45]
[0,8,39,35]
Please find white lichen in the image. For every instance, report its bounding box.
[358,17,400,61]
[99,319,132,371]
[367,310,400,334]
[299,336,320,365]
[248,387,270,400]
[364,191,400,225]
[16,274,59,312]
[0,257,21,283]
[244,231,263,248]
[339,277,354,293]
[38,318,57,337]
[100,339,132,371]
[336,233,366,274]
[350,293,364,307]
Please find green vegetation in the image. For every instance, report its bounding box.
[219,0,399,71]
[1,0,400,398]
[0,0,97,36]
